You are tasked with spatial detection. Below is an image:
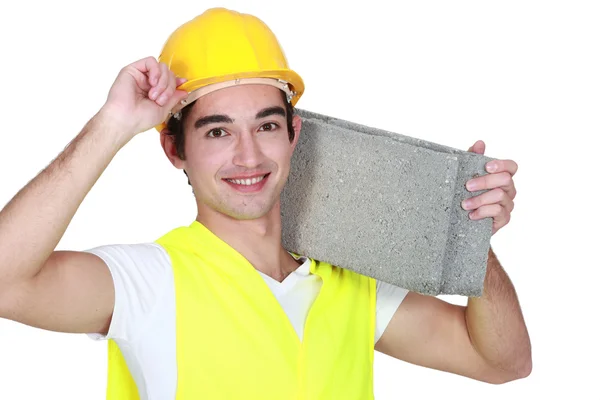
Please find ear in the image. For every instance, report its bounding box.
[290,114,302,150]
[159,128,185,170]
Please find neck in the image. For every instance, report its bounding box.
[195,201,301,282]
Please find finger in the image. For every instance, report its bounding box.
[121,57,157,92]
[164,89,189,114]
[156,70,176,106]
[466,171,513,192]
[467,171,517,201]
[176,77,188,87]
[468,204,503,221]
[130,56,160,86]
[461,187,514,211]
[469,205,511,234]
[485,159,518,176]
[155,62,170,101]
[149,62,170,102]
[468,140,486,154]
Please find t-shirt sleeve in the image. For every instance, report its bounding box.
[375,279,409,344]
[83,242,172,343]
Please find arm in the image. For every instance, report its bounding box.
[375,247,531,384]
[376,141,530,383]
[0,57,187,334]
[0,113,125,335]
[465,248,531,378]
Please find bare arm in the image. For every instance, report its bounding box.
[375,247,531,384]
[0,56,187,334]
[465,248,531,378]
[0,114,126,334]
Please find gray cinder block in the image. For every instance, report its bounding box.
[280,109,494,296]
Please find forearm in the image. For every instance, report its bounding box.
[465,248,532,378]
[0,109,129,286]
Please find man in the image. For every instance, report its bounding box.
[0,7,531,400]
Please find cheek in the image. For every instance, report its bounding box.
[260,135,294,162]
[185,144,229,178]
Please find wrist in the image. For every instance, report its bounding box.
[95,105,136,148]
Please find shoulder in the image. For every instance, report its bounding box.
[84,242,169,262]
[84,242,172,284]
[310,258,409,309]
[376,279,409,301]
[83,242,174,341]
[311,258,377,283]
[310,258,377,297]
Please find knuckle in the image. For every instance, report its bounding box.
[485,204,497,217]
[493,187,505,200]
[120,65,131,75]
[507,202,514,214]
[483,174,493,188]
[157,76,169,89]
[162,88,175,99]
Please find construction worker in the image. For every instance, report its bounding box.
[0,7,530,400]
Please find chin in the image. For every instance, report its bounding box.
[223,209,270,221]
[218,201,274,221]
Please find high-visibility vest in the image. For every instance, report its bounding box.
[106,220,376,399]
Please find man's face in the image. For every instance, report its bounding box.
[181,84,300,220]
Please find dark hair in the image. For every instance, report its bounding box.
[165,90,295,186]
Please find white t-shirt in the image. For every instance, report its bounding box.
[85,242,409,400]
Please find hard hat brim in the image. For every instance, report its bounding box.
[155,69,304,133]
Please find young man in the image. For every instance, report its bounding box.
[0,7,531,400]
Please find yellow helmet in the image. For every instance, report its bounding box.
[155,7,305,132]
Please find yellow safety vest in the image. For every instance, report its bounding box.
[106,220,376,399]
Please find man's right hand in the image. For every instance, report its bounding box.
[0,57,189,336]
[100,56,188,139]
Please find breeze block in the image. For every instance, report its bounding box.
[280,109,494,296]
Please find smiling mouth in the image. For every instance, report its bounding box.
[224,173,270,186]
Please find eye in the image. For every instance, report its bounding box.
[259,122,278,132]
[207,128,228,138]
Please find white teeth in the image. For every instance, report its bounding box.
[227,175,265,186]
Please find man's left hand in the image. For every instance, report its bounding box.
[461,140,518,235]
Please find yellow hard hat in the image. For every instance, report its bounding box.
[155,7,305,132]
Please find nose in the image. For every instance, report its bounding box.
[232,131,264,168]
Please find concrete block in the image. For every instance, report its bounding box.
[280,109,494,296]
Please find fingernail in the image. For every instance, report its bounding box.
[462,200,472,210]
[149,89,157,100]
[157,94,167,105]
[466,181,477,191]
[486,162,497,172]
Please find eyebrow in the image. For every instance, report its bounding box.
[193,106,286,130]
[255,106,286,120]
[194,114,234,129]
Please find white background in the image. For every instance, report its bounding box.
[0,0,598,399]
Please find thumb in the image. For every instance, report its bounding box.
[468,140,486,154]
[163,89,189,116]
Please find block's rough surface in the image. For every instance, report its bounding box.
[280,109,494,296]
